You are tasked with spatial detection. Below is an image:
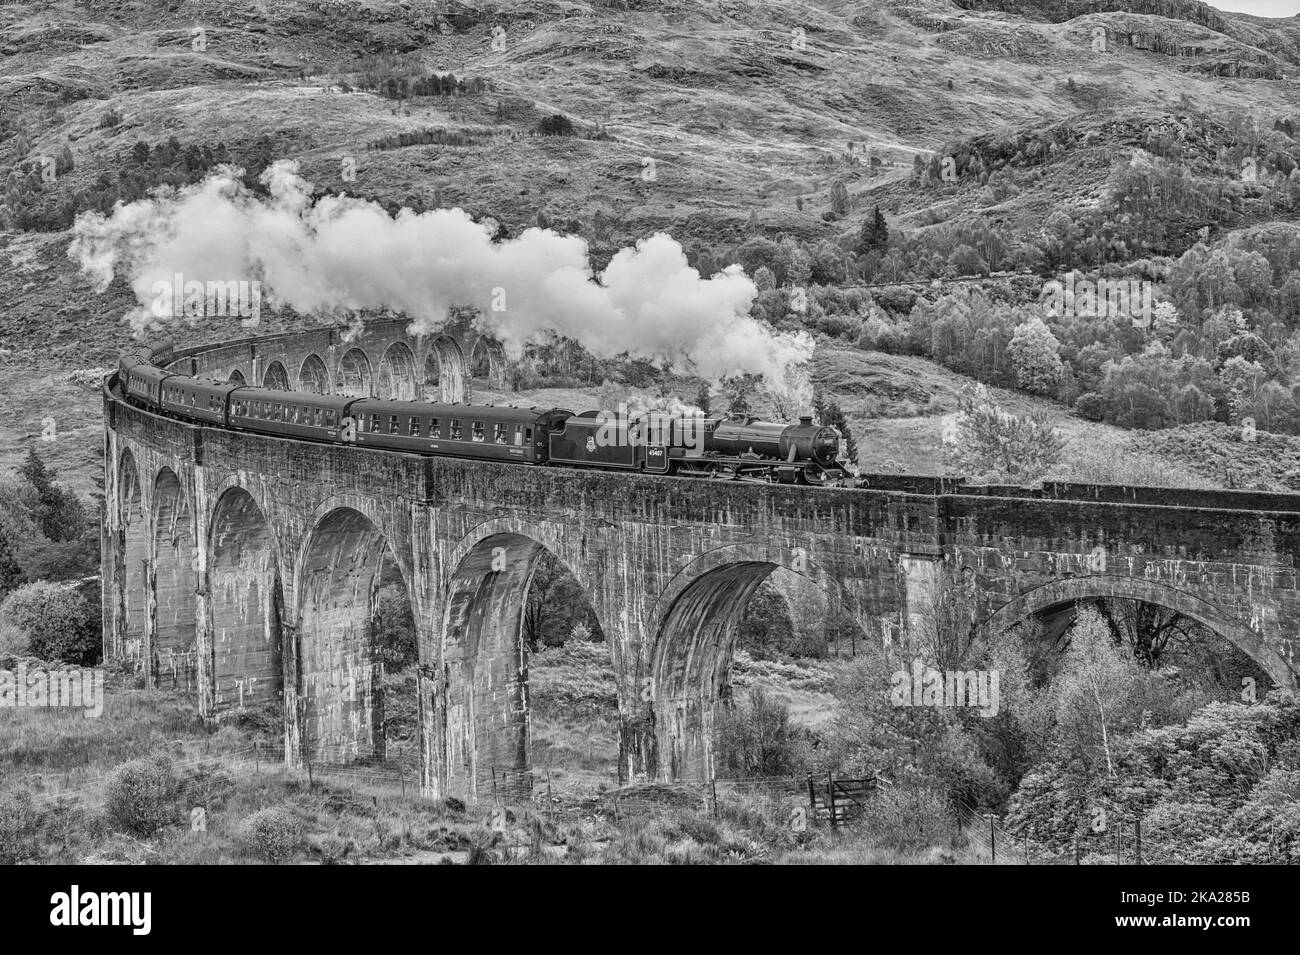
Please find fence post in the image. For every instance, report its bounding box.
[1075,836,1081,865]
[710,779,718,819]
[807,775,815,823]
[987,815,996,863]
[1134,817,1142,865]
[827,773,837,829]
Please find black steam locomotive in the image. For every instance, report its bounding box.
[117,342,854,486]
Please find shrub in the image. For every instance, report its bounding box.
[105,755,180,837]
[0,790,38,863]
[1073,392,1105,421]
[240,807,302,864]
[179,762,236,811]
[537,114,575,137]
[308,831,354,864]
[715,688,801,777]
[0,580,100,665]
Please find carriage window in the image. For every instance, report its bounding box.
[325,410,337,427]
[450,419,462,440]
[471,421,485,443]
[526,427,533,442]
[313,407,322,427]
[430,418,440,438]
[368,413,380,434]
[409,417,421,437]
[389,415,400,435]
[514,425,524,446]
[494,423,507,444]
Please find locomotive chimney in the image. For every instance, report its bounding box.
[799,415,813,426]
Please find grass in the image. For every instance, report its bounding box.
[0,643,994,864]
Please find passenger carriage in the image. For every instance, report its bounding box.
[348,399,570,463]
[227,388,353,442]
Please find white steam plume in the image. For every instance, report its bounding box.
[68,160,813,387]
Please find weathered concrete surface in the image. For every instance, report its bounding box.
[104,326,1300,799]
[170,315,500,401]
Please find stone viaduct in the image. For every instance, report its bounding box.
[103,321,1300,799]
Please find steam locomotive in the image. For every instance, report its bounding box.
[116,342,854,486]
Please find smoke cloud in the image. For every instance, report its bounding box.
[68,161,813,387]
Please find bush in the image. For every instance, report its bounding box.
[0,580,100,665]
[715,688,801,777]
[240,807,302,864]
[179,762,236,811]
[537,114,576,137]
[1073,392,1105,421]
[105,755,180,837]
[0,790,38,863]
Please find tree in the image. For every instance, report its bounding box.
[694,381,711,415]
[944,384,1064,482]
[810,240,847,285]
[947,244,988,276]
[373,583,418,669]
[855,205,889,255]
[1008,317,1064,396]
[19,449,85,542]
[0,524,22,601]
[829,179,850,219]
[0,580,99,664]
[813,389,858,464]
[722,373,760,417]
[1053,607,1142,778]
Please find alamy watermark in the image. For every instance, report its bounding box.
[0,664,105,718]
[593,403,706,453]
[890,659,1000,717]
[150,272,261,325]
[1041,274,1153,329]
[50,886,151,935]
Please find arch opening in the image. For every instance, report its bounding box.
[1007,596,1277,696]
[298,353,331,394]
[226,368,246,386]
[422,336,467,403]
[151,468,196,690]
[647,560,862,783]
[335,347,373,397]
[297,507,415,765]
[441,532,607,798]
[209,488,282,714]
[119,451,148,670]
[469,337,506,391]
[981,575,1290,693]
[651,561,778,782]
[377,341,417,400]
[262,360,290,391]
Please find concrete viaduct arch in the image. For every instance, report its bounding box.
[981,573,1298,689]
[104,322,1300,801]
[172,316,481,403]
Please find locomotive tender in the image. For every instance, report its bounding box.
[116,341,854,486]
